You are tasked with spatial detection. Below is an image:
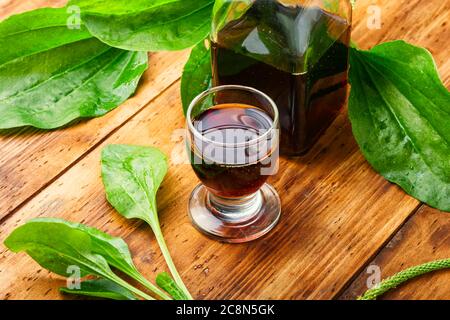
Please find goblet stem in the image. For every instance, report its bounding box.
[207,191,263,223]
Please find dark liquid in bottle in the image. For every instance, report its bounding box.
[190,104,276,198]
[212,2,350,155]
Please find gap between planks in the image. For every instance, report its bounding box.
[333,202,424,299]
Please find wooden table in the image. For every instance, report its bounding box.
[0,0,449,300]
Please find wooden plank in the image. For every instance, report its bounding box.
[0,0,66,20]
[0,0,448,300]
[339,205,450,300]
[0,2,190,220]
[332,0,450,300]
[336,0,450,299]
[352,0,449,83]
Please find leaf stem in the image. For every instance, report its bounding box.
[152,227,193,300]
[107,274,155,301]
[130,270,173,300]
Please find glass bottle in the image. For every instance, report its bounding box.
[211,0,352,156]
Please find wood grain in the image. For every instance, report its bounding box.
[339,205,450,300]
[0,0,65,20]
[0,0,449,300]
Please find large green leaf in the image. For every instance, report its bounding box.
[60,279,137,300]
[78,216,171,300]
[101,144,192,299]
[36,218,170,300]
[4,219,122,279]
[0,8,148,129]
[181,41,212,115]
[101,144,168,226]
[69,0,215,51]
[4,218,154,300]
[348,41,450,211]
[58,218,150,283]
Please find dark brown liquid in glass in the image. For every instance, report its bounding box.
[212,2,350,155]
[190,103,275,198]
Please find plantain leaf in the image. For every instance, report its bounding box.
[69,0,215,51]
[4,218,122,280]
[0,8,148,129]
[101,144,168,227]
[181,40,212,115]
[57,218,146,281]
[60,279,137,300]
[348,41,450,211]
[101,144,193,299]
[4,218,155,300]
